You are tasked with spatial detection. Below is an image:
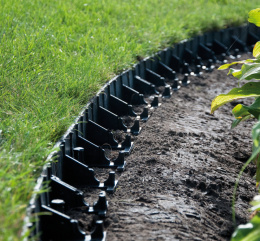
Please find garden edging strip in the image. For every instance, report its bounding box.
[24,23,260,240]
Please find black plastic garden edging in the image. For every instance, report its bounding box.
[24,23,260,241]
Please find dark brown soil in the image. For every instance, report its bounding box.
[69,55,258,240]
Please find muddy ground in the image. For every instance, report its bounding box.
[69,54,258,241]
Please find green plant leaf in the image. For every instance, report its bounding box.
[228,68,242,79]
[248,8,260,27]
[231,214,260,241]
[219,61,250,70]
[218,59,257,70]
[231,103,252,128]
[211,82,260,113]
[252,120,260,152]
[248,97,260,119]
[256,154,260,186]
[238,63,260,80]
[253,42,260,58]
[232,104,251,119]
[232,98,260,120]
[227,63,260,81]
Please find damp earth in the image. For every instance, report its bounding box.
[68,54,257,241]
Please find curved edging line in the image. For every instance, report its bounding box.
[23,23,259,241]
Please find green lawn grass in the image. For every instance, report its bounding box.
[0,0,259,240]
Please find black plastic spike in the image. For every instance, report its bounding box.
[194,65,202,76]
[233,48,240,58]
[112,152,126,172]
[182,62,191,75]
[122,84,148,105]
[195,56,203,66]
[40,205,86,241]
[133,76,158,95]
[97,106,128,132]
[109,95,137,117]
[92,191,108,217]
[217,53,227,64]
[172,78,181,91]
[169,55,182,72]
[91,220,106,241]
[130,119,141,136]
[120,135,133,154]
[206,59,214,72]
[182,74,190,86]
[157,61,177,79]
[49,175,89,210]
[145,69,166,86]
[162,85,172,98]
[76,135,126,171]
[103,172,118,193]
[151,95,159,107]
[140,107,149,122]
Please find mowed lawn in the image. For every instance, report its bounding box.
[0,0,259,239]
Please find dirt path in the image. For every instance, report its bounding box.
[70,55,257,240]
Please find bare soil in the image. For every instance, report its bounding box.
[69,55,258,241]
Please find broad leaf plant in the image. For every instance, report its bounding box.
[211,8,260,241]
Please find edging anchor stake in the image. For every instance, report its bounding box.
[182,74,190,86]
[162,85,172,98]
[151,95,159,107]
[91,220,106,240]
